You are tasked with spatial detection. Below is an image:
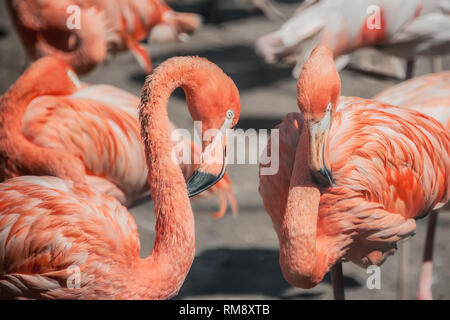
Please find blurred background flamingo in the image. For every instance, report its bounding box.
[0,56,241,299]
[259,46,449,299]
[6,0,202,74]
[0,57,237,217]
[256,0,450,78]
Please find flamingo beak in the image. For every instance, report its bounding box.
[187,110,234,198]
[306,107,334,187]
[187,141,227,198]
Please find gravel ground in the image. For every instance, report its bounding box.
[1,0,449,300]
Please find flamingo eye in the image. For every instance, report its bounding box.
[226,109,234,120]
[326,103,332,112]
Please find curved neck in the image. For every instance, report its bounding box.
[278,127,327,288]
[0,68,76,180]
[137,60,199,299]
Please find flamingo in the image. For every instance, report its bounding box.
[0,57,237,217]
[373,71,450,299]
[0,56,241,299]
[6,0,202,74]
[255,0,450,78]
[258,46,449,299]
[374,71,450,130]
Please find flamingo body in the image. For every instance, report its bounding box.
[256,0,450,76]
[0,176,144,299]
[374,71,450,129]
[259,46,450,288]
[6,0,201,73]
[0,57,237,214]
[0,56,241,300]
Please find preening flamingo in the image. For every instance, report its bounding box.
[255,0,450,77]
[0,57,237,216]
[6,0,202,74]
[258,46,449,299]
[0,56,241,299]
[374,71,450,299]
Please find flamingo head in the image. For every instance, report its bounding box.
[296,46,340,186]
[255,0,325,76]
[185,59,240,197]
[149,10,202,44]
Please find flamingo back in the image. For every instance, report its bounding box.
[0,176,140,299]
[330,97,449,217]
[374,71,450,130]
[22,84,148,205]
[256,0,449,76]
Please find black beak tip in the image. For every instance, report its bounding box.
[187,169,223,198]
[312,167,334,188]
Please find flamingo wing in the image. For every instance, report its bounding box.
[260,100,449,270]
[330,98,450,217]
[0,176,139,299]
[22,84,148,205]
[374,71,450,129]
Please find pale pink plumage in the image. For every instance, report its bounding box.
[373,70,450,299]
[374,71,450,130]
[256,0,450,77]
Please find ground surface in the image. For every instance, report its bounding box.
[1,0,449,300]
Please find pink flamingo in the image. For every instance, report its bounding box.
[0,56,241,299]
[256,0,450,78]
[6,0,202,74]
[0,57,237,216]
[374,71,450,299]
[258,46,449,299]
[374,71,450,130]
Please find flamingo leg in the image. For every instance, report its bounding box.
[397,57,441,300]
[405,59,415,80]
[331,262,345,300]
[416,57,443,300]
[417,211,438,300]
[395,58,414,300]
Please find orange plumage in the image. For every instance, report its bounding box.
[259,46,449,289]
[0,56,241,299]
[6,0,201,74]
[0,57,237,215]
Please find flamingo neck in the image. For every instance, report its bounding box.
[0,69,75,180]
[278,127,324,289]
[137,60,199,299]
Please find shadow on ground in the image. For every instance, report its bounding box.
[168,0,268,25]
[176,248,362,299]
[131,44,292,94]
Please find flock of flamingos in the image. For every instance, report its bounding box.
[0,0,449,300]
